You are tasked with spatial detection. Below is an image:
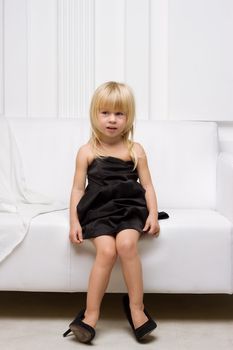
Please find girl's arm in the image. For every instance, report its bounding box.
[69,145,90,244]
[135,143,160,236]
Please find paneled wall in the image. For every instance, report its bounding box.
[168,0,233,121]
[0,0,233,121]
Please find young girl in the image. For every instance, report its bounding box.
[63,81,167,343]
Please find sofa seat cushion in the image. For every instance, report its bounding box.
[0,210,70,292]
[70,209,233,293]
[1,209,232,293]
[140,209,232,293]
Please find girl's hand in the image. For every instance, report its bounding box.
[69,222,83,244]
[143,214,160,237]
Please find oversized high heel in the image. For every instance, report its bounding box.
[122,294,157,341]
[63,309,95,343]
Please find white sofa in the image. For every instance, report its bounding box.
[0,119,233,294]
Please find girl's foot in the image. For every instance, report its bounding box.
[130,307,149,329]
[83,309,99,328]
[122,294,157,341]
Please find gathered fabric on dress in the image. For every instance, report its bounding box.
[77,156,167,239]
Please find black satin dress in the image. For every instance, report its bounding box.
[77,156,168,239]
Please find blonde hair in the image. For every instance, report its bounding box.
[89,81,137,167]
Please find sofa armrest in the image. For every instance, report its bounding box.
[216,152,233,223]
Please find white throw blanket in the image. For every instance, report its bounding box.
[0,117,67,262]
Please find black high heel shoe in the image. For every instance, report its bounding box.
[122,294,157,341]
[63,309,96,343]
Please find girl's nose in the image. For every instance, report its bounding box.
[109,113,116,122]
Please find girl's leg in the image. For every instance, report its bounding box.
[83,235,117,327]
[116,229,148,328]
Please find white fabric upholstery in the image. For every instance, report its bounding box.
[0,119,232,293]
[135,121,218,209]
[0,118,67,261]
[0,210,70,292]
[216,152,233,223]
[9,119,91,204]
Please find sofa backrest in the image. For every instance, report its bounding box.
[135,121,218,209]
[9,119,219,209]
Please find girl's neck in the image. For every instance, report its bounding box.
[99,134,124,146]
[98,139,130,159]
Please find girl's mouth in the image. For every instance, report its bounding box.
[107,127,117,130]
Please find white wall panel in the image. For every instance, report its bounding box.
[4,0,27,117]
[58,0,94,118]
[95,0,125,86]
[125,0,150,120]
[95,0,153,120]
[150,0,168,120]
[168,0,233,121]
[1,0,233,122]
[28,0,57,118]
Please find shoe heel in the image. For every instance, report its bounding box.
[63,329,71,337]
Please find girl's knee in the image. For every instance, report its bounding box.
[93,236,117,263]
[97,245,117,263]
[116,237,138,259]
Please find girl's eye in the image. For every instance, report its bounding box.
[116,112,125,117]
[99,111,125,117]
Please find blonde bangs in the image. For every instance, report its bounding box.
[98,89,129,115]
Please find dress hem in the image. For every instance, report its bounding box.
[83,225,144,240]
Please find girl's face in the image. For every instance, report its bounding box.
[96,108,127,140]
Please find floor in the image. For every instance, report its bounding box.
[0,292,232,350]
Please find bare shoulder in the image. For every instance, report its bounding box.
[133,142,147,160]
[76,143,94,166]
